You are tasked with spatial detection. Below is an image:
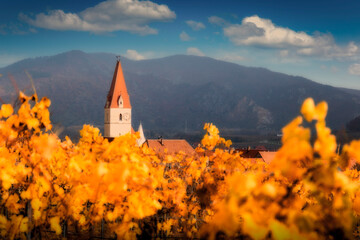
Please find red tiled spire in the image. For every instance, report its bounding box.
[105,59,131,108]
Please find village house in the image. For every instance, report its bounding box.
[234,146,277,164]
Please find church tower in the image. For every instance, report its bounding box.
[104,57,132,137]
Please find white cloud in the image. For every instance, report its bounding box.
[20,0,176,35]
[217,15,359,60]
[296,40,358,59]
[180,31,191,41]
[124,49,146,60]
[349,63,360,76]
[208,16,227,26]
[224,15,315,48]
[186,20,205,31]
[186,47,205,57]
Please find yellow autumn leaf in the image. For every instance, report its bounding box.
[50,216,62,235]
[26,118,39,130]
[98,162,108,176]
[0,91,358,239]
[79,215,86,225]
[31,198,42,220]
[19,217,28,233]
[31,198,42,210]
[1,104,13,118]
[0,215,7,228]
[314,101,328,121]
[270,220,296,240]
[301,98,315,122]
[1,172,16,190]
[242,214,268,240]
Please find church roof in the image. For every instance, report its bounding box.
[105,59,131,108]
[145,139,195,156]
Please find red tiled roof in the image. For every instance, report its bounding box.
[145,139,196,155]
[105,60,131,108]
[259,151,277,164]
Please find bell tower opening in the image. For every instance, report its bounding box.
[118,95,124,108]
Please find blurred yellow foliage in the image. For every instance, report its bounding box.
[0,93,360,239]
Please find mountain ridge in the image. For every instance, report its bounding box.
[0,50,359,136]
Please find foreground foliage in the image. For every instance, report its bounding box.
[0,93,360,239]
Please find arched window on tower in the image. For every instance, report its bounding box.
[119,114,122,121]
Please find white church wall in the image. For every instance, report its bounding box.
[104,108,132,137]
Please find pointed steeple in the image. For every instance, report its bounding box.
[137,122,146,146]
[104,57,132,138]
[105,57,131,108]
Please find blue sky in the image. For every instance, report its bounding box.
[1,0,360,89]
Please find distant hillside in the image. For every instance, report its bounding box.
[347,115,360,132]
[1,50,360,136]
[338,87,360,97]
